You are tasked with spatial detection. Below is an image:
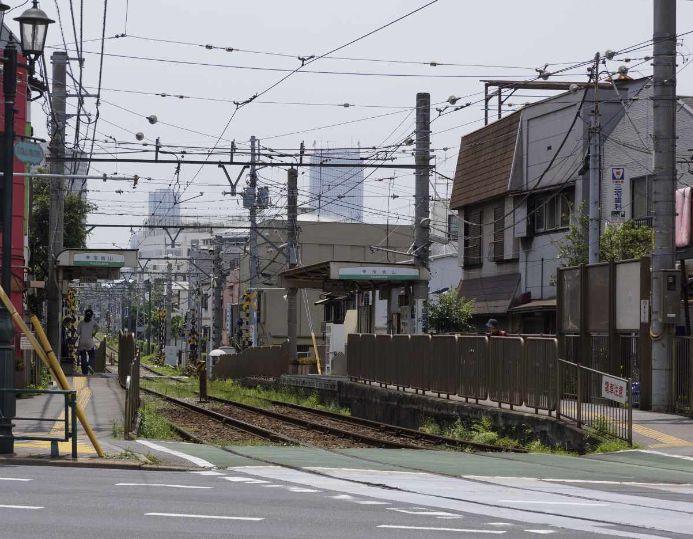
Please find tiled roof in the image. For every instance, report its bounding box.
[450,112,520,210]
[457,273,521,315]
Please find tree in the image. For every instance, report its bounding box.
[28,177,96,314]
[556,207,653,266]
[427,290,474,334]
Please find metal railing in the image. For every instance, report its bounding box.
[3,388,78,458]
[347,333,633,443]
[212,341,291,380]
[556,359,632,443]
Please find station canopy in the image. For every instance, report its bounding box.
[279,260,428,293]
[57,249,138,281]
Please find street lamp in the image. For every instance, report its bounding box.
[0,0,53,455]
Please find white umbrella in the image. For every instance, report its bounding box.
[209,349,227,357]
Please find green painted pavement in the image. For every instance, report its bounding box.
[149,441,693,484]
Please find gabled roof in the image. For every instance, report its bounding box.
[450,111,520,210]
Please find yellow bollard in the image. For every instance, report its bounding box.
[31,316,105,458]
[0,284,105,457]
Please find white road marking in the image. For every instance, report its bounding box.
[388,508,460,516]
[524,531,556,535]
[222,477,268,484]
[487,523,513,527]
[288,487,319,492]
[541,479,693,487]
[330,494,354,500]
[145,512,263,521]
[116,483,211,489]
[498,500,609,506]
[620,449,693,462]
[354,500,390,505]
[0,478,32,482]
[136,440,215,468]
[261,484,282,488]
[190,471,224,476]
[0,505,43,510]
[377,525,505,534]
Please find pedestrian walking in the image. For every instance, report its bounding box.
[77,308,99,375]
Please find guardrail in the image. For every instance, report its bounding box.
[2,388,78,457]
[118,331,136,388]
[347,333,632,443]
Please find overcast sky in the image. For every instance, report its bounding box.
[29,0,693,249]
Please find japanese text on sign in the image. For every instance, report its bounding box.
[601,374,628,404]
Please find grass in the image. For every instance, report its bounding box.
[111,421,124,439]
[139,398,179,440]
[140,353,185,377]
[141,376,351,416]
[419,416,571,453]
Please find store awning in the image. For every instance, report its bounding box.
[279,260,428,292]
[457,273,521,315]
[57,249,138,281]
[508,298,557,313]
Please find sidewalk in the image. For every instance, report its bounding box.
[631,408,693,456]
[13,373,125,459]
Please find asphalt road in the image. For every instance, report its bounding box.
[0,458,691,538]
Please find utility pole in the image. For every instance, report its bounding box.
[165,259,172,347]
[249,136,259,347]
[413,92,431,333]
[0,43,18,454]
[146,279,152,354]
[588,52,601,265]
[211,236,223,350]
[651,0,677,411]
[46,51,67,360]
[286,167,298,361]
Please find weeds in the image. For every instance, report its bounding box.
[111,421,124,439]
[139,399,178,440]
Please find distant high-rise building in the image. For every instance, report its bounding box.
[148,188,180,226]
[308,146,363,222]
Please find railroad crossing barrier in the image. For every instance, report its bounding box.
[123,353,140,439]
[347,333,633,443]
[118,331,136,388]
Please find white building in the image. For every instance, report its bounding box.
[148,188,181,226]
[308,146,364,222]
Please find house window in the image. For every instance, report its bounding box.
[492,204,504,261]
[532,190,573,233]
[463,207,483,267]
[631,175,653,223]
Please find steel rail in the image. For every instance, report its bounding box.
[205,394,526,453]
[140,387,296,445]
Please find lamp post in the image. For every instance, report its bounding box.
[0,1,53,454]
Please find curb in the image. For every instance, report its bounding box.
[0,456,196,472]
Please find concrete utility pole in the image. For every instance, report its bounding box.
[249,136,259,347]
[413,92,431,333]
[46,51,68,359]
[286,167,298,361]
[588,52,602,265]
[211,236,223,350]
[651,0,677,411]
[165,259,172,346]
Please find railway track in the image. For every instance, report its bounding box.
[142,385,524,452]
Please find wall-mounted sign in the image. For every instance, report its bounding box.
[338,266,419,281]
[14,140,44,165]
[73,253,125,267]
[601,374,628,404]
[610,167,626,219]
